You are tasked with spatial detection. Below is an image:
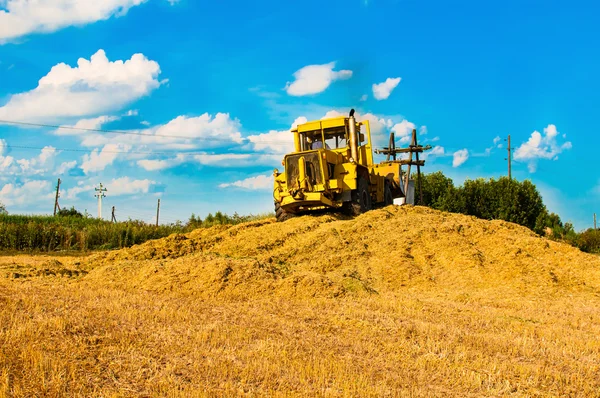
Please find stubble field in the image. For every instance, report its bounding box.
[1,205,599,397]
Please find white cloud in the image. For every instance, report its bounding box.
[193,153,279,167]
[219,174,272,190]
[419,126,427,135]
[430,146,445,156]
[55,115,119,136]
[80,143,131,174]
[73,113,243,151]
[0,0,146,42]
[391,120,416,144]
[62,176,155,200]
[493,136,501,145]
[151,114,243,147]
[452,149,469,167]
[513,124,572,172]
[421,145,445,161]
[0,49,161,122]
[285,62,352,96]
[246,116,306,154]
[0,144,59,176]
[55,160,77,175]
[0,139,7,156]
[372,77,401,100]
[0,180,52,206]
[105,177,155,196]
[360,94,368,101]
[137,158,175,171]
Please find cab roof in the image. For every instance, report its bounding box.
[291,116,348,134]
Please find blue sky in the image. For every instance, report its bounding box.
[0,0,598,229]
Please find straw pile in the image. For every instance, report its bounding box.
[82,205,600,299]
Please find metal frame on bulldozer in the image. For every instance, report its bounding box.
[375,128,432,205]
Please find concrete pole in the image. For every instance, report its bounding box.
[95,183,107,219]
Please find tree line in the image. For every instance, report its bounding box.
[416,172,599,253]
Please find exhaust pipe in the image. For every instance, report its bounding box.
[348,108,359,162]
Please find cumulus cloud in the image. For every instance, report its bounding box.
[514,124,572,172]
[430,146,445,156]
[55,115,120,136]
[0,0,147,42]
[391,120,416,144]
[0,144,59,176]
[150,114,243,148]
[193,153,279,167]
[0,49,161,122]
[0,180,52,206]
[138,158,177,171]
[421,145,445,161]
[285,62,352,96]
[246,116,307,154]
[62,177,155,201]
[73,113,243,151]
[372,77,401,100]
[452,149,469,167]
[80,143,131,174]
[105,176,155,196]
[219,174,272,190]
[55,160,77,175]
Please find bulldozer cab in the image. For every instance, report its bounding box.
[292,116,370,163]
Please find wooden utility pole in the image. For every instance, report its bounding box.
[507,134,512,180]
[374,129,431,206]
[53,178,61,216]
[111,206,116,223]
[156,199,160,227]
[386,132,396,161]
[411,129,424,205]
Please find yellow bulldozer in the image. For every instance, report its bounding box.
[272,109,430,222]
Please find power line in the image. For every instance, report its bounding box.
[0,143,285,157]
[0,119,291,145]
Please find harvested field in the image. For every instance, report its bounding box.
[1,205,600,397]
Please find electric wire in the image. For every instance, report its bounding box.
[0,119,292,145]
[0,143,286,157]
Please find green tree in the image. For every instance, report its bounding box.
[57,206,84,218]
[417,173,551,233]
[0,202,7,215]
[575,229,600,253]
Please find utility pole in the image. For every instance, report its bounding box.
[53,178,61,216]
[155,199,161,227]
[505,134,512,180]
[111,206,117,223]
[94,183,107,219]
